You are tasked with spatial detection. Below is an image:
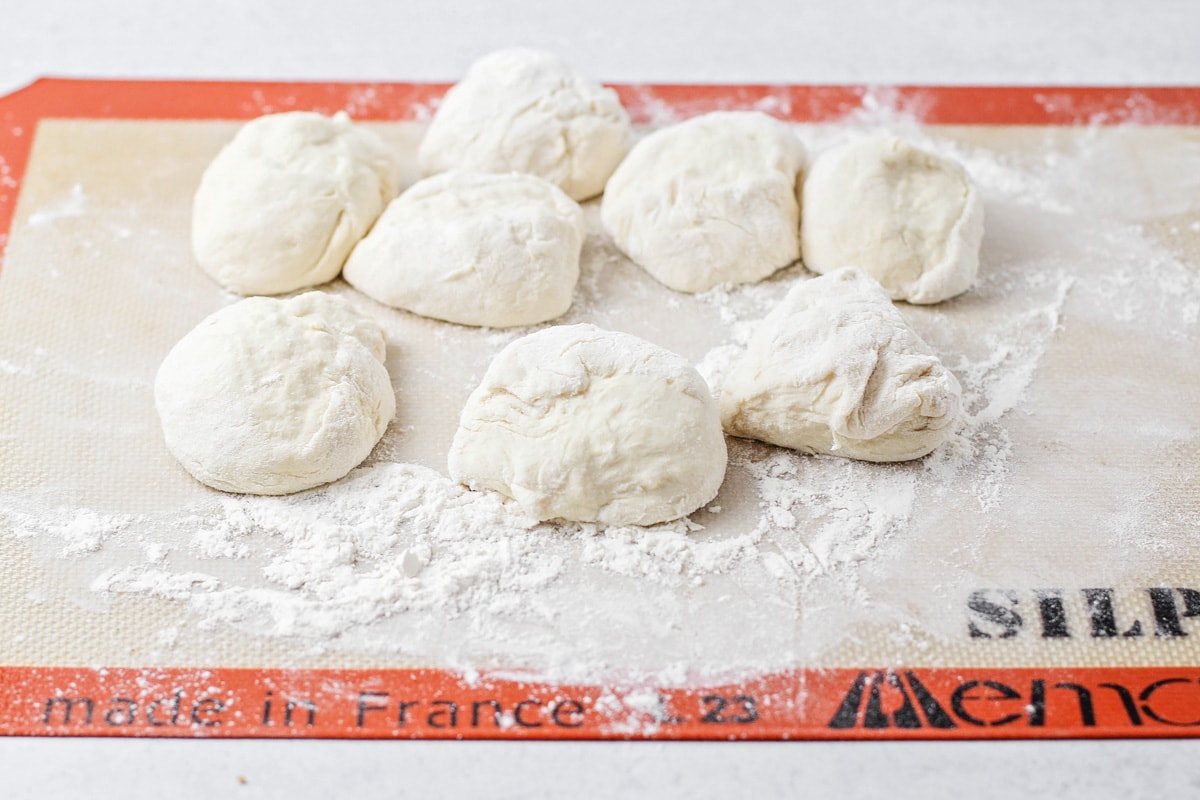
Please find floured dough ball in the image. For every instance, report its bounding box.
[720,268,961,462]
[155,292,395,495]
[193,111,401,296]
[343,171,584,327]
[801,135,983,304]
[418,48,631,201]
[449,324,727,526]
[601,111,806,293]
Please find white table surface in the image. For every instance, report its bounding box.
[3,1,1200,797]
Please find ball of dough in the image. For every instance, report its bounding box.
[720,267,961,462]
[800,135,984,305]
[448,324,727,526]
[193,111,402,296]
[601,111,806,294]
[155,292,395,495]
[417,48,632,201]
[343,171,584,328]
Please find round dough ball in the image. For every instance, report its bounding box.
[193,111,402,296]
[448,324,727,526]
[601,111,806,294]
[800,135,983,304]
[417,48,632,201]
[720,267,961,462]
[343,171,584,328]
[155,292,396,495]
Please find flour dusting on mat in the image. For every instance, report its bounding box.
[3,99,1199,688]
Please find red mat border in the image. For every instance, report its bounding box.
[4,666,1200,740]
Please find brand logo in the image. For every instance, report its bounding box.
[828,670,1200,730]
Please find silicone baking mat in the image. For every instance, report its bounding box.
[0,80,1198,740]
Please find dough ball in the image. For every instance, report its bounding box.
[601,111,806,294]
[800,135,983,304]
[155,292,395,495]
[720,267,961,462]
[418,48,631,201]
[449,324,727,526]
[343,171,584,328]
[193,111,402,296]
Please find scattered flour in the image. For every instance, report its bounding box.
[26,182,87,227]
[1,243,1078,682]
[3,96,1199,692]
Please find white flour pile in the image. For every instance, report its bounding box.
[3,97,1199,684]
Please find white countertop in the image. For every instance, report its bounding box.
[3,1,1200,797]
